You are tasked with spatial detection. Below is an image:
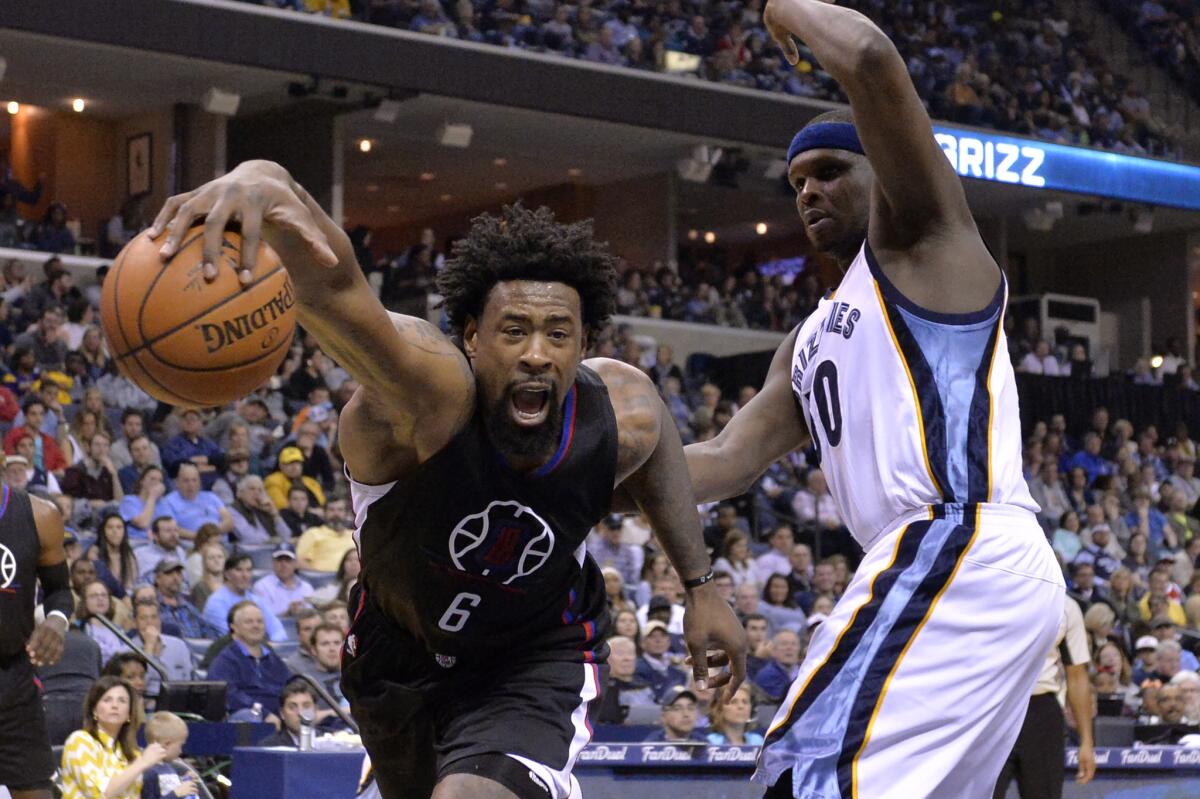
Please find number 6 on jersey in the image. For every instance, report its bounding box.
[438,592,482,633]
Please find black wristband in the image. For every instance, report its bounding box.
[683,570,715,590]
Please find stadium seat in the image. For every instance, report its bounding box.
[300,569,337,589]
[281,616,298,640]
[184,638,215,660]
[272,640,300,659]
[755,702,781,731]
[1095,717,1136,748]
[624,704,664,725]
[245,546,274,571]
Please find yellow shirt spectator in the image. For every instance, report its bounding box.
[297,524,356,572]
[60,729,141,799]
[303,0,351,19]
[265,446,326,509]
[1138,593,1188,626]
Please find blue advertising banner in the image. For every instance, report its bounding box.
[932,126,1200,211]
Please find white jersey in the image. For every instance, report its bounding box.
[791,242,1037,548]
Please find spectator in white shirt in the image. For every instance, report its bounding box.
[1158,337,1185,378]
[1029,460,1071,531]
[712,531,756,587]
[134,518,188,583]
[792,470,842,531]
[1166,453,1200,510]
[754,524,796,584]
[586,514,644,588]
[1019,340,1062,376]
[129,599,193,703]
[253,543,314,618]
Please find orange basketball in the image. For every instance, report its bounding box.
[100,226,296,408]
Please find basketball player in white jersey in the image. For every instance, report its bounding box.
[682,1,1065,796]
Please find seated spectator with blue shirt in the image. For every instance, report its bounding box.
[158,462,233,541]
[754,629,803,703]
[120,464,169,541]
[634,620,688,702]
[134,517,189,584]
[207,600,292,720]
[117,434,164,495]
[1063,432,1115,487]
[253,543,314,619]
[202,551,288,642]
[162,408,224,491]
[130,599,195,707]
[705,684,764,746]
[643,685,701,743]
[154,559,220,639]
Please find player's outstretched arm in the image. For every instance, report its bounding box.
[149,161,474,480]
[590,358,747,702]
[684,328,809,503]
[766,0,974,238]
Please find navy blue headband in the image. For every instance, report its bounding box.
[787,122,864,163]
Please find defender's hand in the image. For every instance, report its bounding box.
[149,159,338,286]
[682,583,747,705]
[26,613,67,667]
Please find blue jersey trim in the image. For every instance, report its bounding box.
[865,242,1004,326]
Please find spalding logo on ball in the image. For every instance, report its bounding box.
[448,500,556,585]
[100,226,297,408]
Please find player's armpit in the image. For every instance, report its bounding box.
[685,328,809,503]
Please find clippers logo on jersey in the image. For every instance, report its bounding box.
[448,500,555,585]
[0,543,15,589]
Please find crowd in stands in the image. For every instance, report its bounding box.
[1097,0,1200,109]
[251,0,1181,157]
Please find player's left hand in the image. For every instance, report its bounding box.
[764,0,837,66]
[26,613,67,667]
[1076,743,1096,784]
[682,583,747,705]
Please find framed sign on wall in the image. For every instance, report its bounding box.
[127,132,152,197]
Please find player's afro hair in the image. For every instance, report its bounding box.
[436,203,618,338]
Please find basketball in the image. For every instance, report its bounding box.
[100,226,296,408]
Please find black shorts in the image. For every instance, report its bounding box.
[341,588,605,799]
[0,652,55,791]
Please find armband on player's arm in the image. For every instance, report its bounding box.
[37,561,74,625]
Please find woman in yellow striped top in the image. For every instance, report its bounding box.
[60,676,168,799]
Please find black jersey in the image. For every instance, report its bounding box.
[353,364,618,663]
[0,487,39,658]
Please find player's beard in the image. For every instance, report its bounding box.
[482,384,564,463]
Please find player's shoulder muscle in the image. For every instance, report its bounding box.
[585,357,662,477]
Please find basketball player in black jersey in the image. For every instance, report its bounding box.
[151,168,747,799]
[0,485,74,798]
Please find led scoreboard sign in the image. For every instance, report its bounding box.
[932,125,1200,212]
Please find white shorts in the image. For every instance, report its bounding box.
[754,502,1064,799]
